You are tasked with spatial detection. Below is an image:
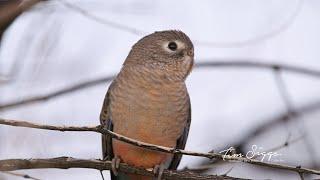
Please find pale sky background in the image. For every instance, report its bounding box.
[0,0,320,179]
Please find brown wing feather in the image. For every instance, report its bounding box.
[100,81,116,158]
[100,81,117,180]
[168,94,191,170]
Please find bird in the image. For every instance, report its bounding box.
[100,30,194,180]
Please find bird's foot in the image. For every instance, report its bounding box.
[111,156,121,176]
[153,164,166,180]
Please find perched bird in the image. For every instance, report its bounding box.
[100,30,194,180]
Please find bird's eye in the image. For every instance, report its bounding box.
[168,42,177,51]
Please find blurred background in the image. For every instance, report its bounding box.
[0,0,320,179]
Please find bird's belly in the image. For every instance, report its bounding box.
[113,140,173,168]
[110,83,189,168]
[112,106,181,168]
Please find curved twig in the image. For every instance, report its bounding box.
[1,60,320,111]
[0,118,320,176]
[0,157,238,180]
[56,0,303,47]
[0,171,41,180]
[57,0,146,36]
[0,75,114,110]
[195,0,304,47]
[195,61,320,78]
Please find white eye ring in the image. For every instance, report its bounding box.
[162,40,185,53]
[168,42,178,51]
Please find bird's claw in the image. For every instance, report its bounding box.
[111,156,121,176]
[153,164,165,180]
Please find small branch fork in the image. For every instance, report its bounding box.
[0,157,239,180]
[0,118,320,178]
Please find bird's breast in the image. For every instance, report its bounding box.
[109,71,190,167]
[111,80,189,145]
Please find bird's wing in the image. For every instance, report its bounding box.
[100,81,117,180]
[168,94,191,170]
[100,81,116,161]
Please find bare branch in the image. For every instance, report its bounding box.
[1,60,320,111]
[195,0,304,47]
[0,75,114,110]
[273,69,295,112]
[252,135,304,160]
[184,135,304,172]
[0,171,41,180]
[0,0,42,39]
[298,172,305,180]
[196,66,320,166]
[273,69,319,168]
[0,118,320,176]
[195,61,320,78]
[56,0,303,47]
[194,84,320,173]
[0,157,237,180]
[56,0,146,36]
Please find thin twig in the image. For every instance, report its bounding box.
[220,167,234,177]
[0,75,114,110]
[1,60,320,111]
[273,69,319,168]
[56,0,303,47]
[183,99,320,173]
[252,135,304,160]
[0,118,320,176]
[56,0,147,36]
[273,69,295,112]
[0,171,41,180]
[184,134,304,172]
[191,77,320,173]
[192,99,320,174]
[299,172,305,180]
[195,0,304,47]
[0,157,238,180]
[0,0,41,38]
[195,61,320,78]
[221,98,320,156]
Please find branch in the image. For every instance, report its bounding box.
[232,99,320,154]
[56,0,146,36]
[0,157,236,180]
[198,99,320,169]
[1,60,320,111]
[0,75,114,110]
[184,134,304,172]
[193,63,320,171]
[273,69,319,168]
[193,98,320,173]
[194,0,303,47]
[0,0,41,40]
[56,0,303,47]
[1,118,320,176]
[195,61,320,78]
[0,171,41,180]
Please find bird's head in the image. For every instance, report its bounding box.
[124,30,194,81]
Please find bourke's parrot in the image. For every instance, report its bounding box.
[100,30,194,180]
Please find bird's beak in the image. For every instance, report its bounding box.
[187,49,194,57]
[185,48,194,76]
